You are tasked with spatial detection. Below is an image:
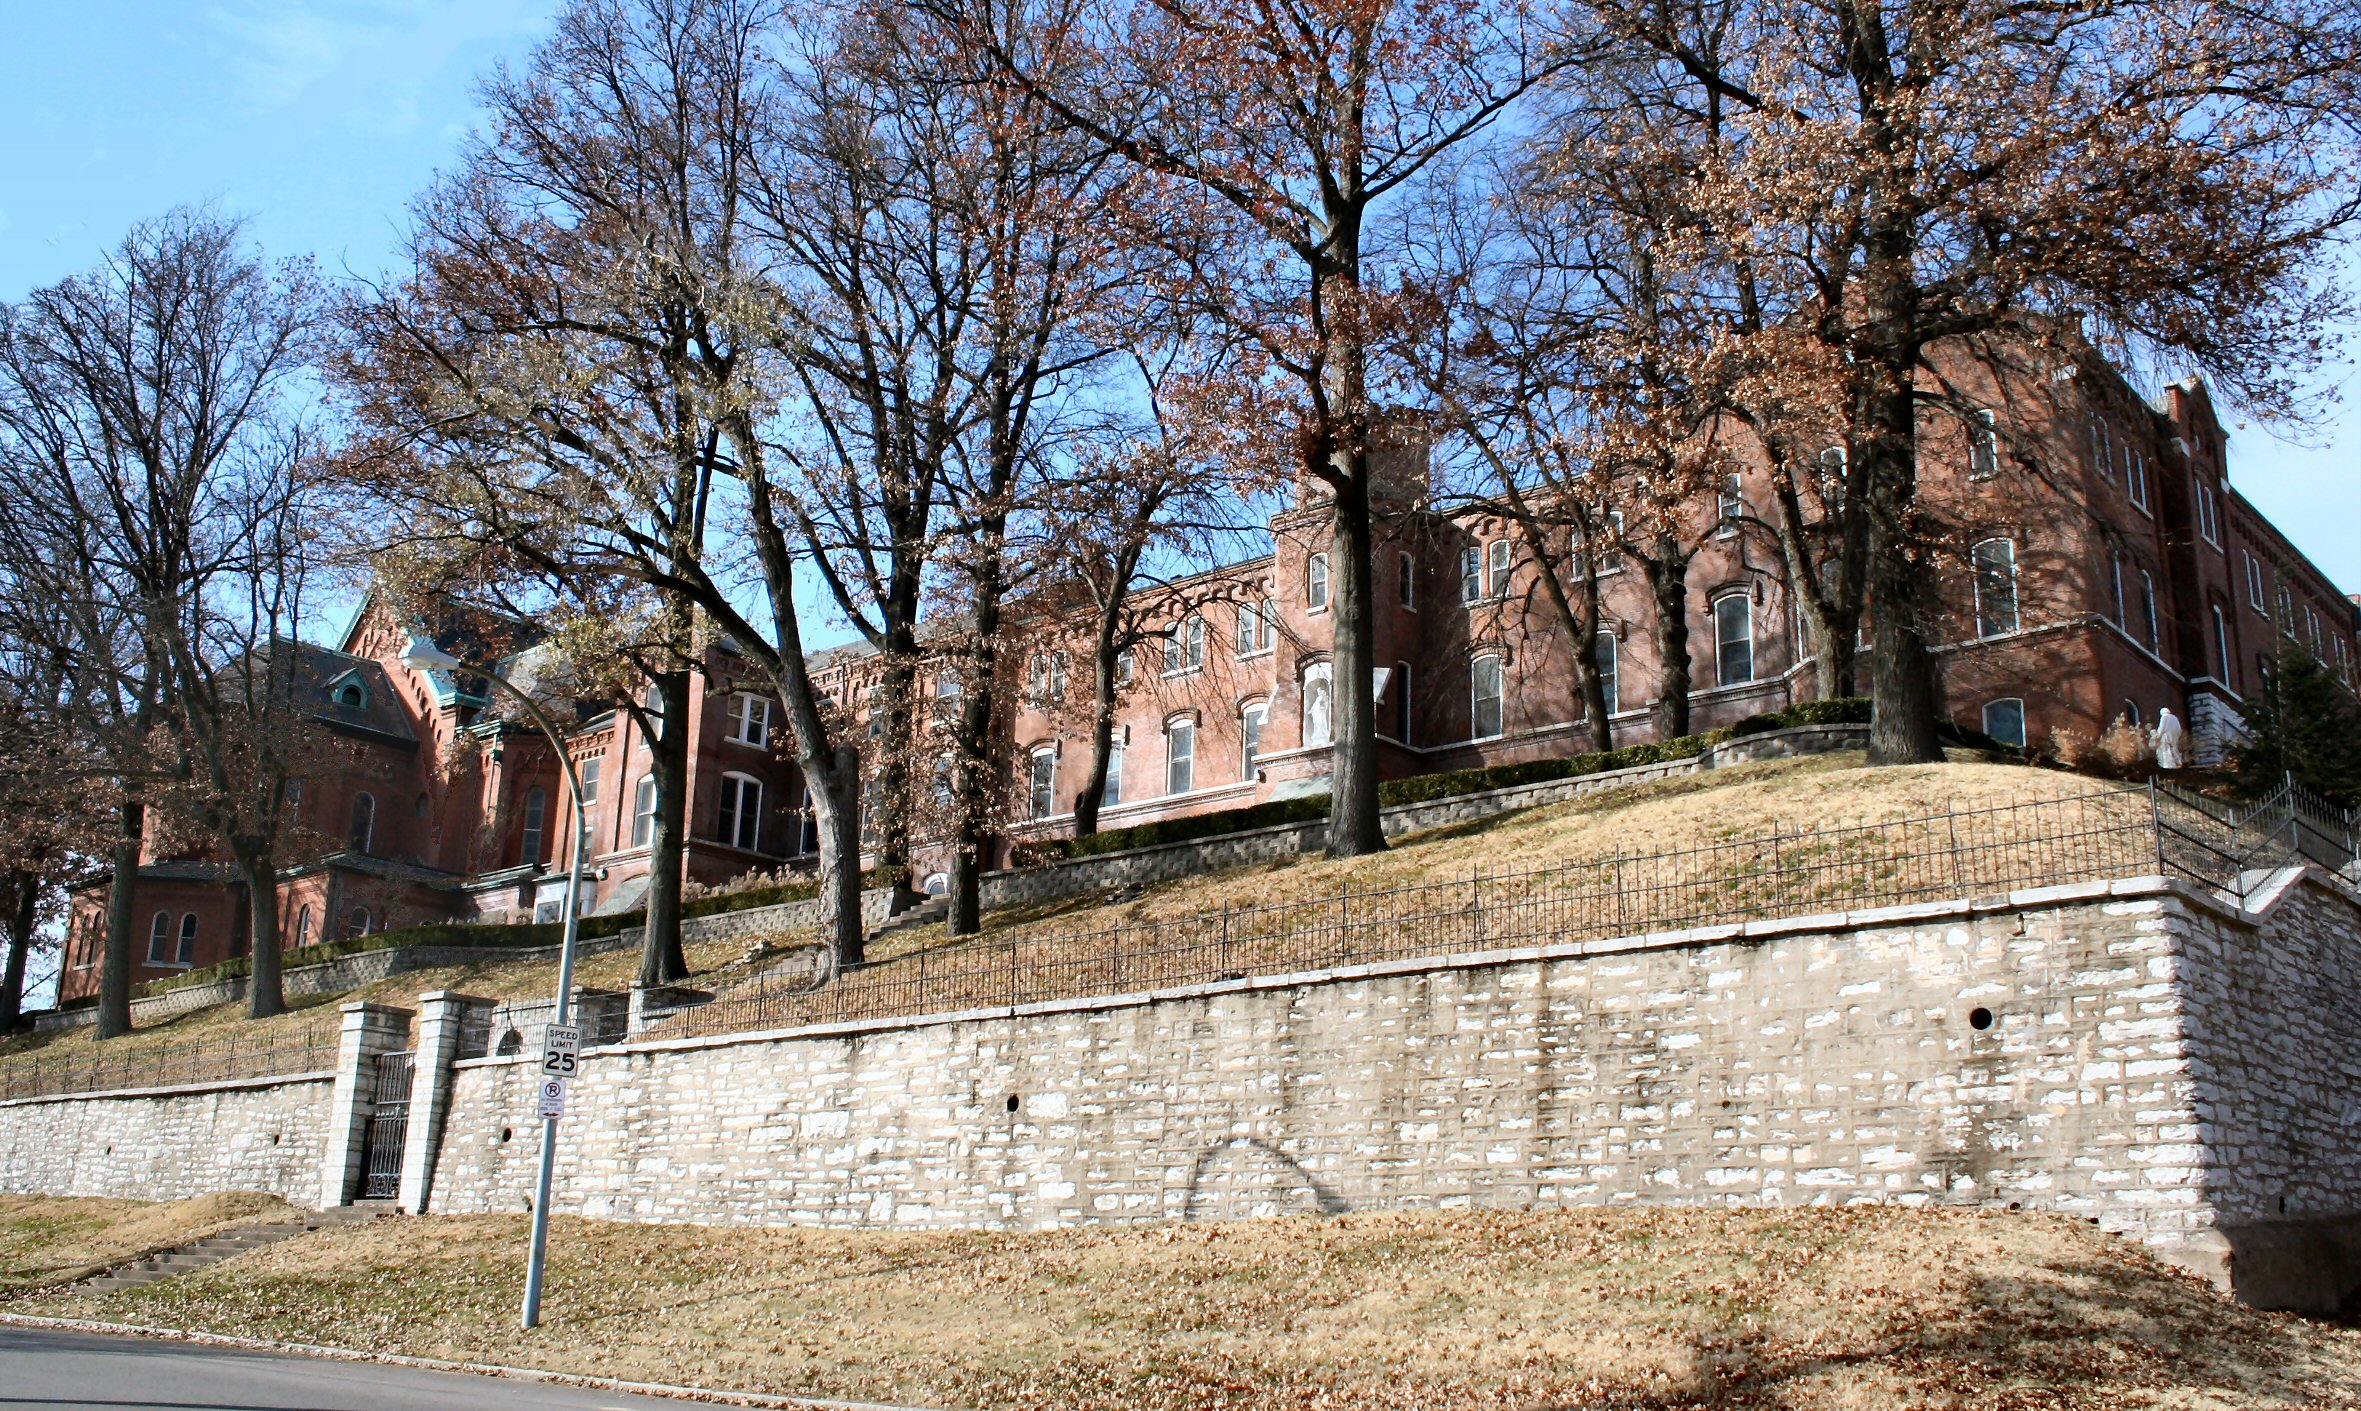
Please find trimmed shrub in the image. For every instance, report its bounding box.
[1728,697,1873,737]
[1056,795,1336,859]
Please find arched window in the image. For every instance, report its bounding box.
[1102,735,1124,808]
[2120,698,2142,728]
[1594,633,1619,718]
[1306,553,1330,612]
[2212,603,2233,682]
[1460,546,1482,604]
[1163,617,1205,675]
[346,791,375,855]
[1968,408,2000,479]
[1392,660,1413,744]
[1982,699,2027,750]
[1236,601,1274,657]
[521,786,547,865]
[1469,654,1504,739]
[346,906,371,939]
[923,872,949,896]
[176,912,198,965]
[1165,718,1196,795]
[642,683,667,739]
[1025,747,1058,820]
[1399,551,1416,610]
[2140,570,2160,649]
[1713,595,1755,685]
[1241,702,1266,778]
[1301,662,1333,747]
[146,911,172,965]
[1717,473,1745,531]
[1972,538,2019,638]
[294,905,313,949]
[1487,538,1512,593]
[718,773,763,851]
[796,787,819,855]
[632,775,658,847]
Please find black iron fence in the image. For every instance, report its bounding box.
[0,1018,339,1102]
[670,782,2340,1041]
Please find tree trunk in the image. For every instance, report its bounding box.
[809,741,865,968]
[948,529,1012,939]
[1325,465,1387,858]
[239,849,285,1019]
[874,646,925,915]
[639,669,693,987]
[97,792,142,1039]
[1858,359,1946,764]
[1643,552,1693,740]
[1072,593,1127,838]
[0,871,35,1031]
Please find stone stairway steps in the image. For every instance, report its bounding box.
[76,1204,396,1294]
[868,895,950,943]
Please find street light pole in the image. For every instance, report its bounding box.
[401,637,586,1330]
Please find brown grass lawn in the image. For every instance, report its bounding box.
[20,1204,2361,1409]
[3,752,2124,1071]
[0,1191,295,1293]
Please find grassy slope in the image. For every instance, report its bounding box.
[21,1205,2360,1410]
[4,752,2119,1066]
[0,1191,293,1293]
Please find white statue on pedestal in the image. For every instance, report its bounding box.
[2152,706,2187,770]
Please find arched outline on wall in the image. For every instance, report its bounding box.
[176,912,198,964]
[1180,1136,1351,1222]
[1162,710,1200,796]
[1468,651,1506,741]
[146,910,172,965]
[1297,658,1334,748]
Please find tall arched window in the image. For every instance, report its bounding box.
[1594,634,1619,717]
[1165,718,1196,795]
[631,775,658,848]
[1241,703,1266,779]
[146,911,172,965]
[2212,603,2233,682]
[1102,736,1124,807]
[1301,662,1334,747]
[1713,595,1755,685]
[2140,570,2160,649]
[1392,660,1413,743]
[718,773,764,851]
[1029,748,1057,819]
[346,906,371,939]
[521,787,547,866]
[1469,655,1504,739]
[176,912,198,964]
[346,791,376,854]
[1306,553,1330,612]
[1972,538,2019,638]
[294,905,313,949]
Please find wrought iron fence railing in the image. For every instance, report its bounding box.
[669,783,2320,1042]
[0,1018,339,1102]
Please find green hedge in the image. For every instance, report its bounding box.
[1728,696,1874,737]
[125,863,903,1000]
[1059,796,1337,858]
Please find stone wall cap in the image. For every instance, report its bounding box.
[0,1069,334,1108]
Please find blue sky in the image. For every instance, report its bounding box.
[0,1,2354,592]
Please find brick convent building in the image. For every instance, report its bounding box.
[56,345,2356,1000]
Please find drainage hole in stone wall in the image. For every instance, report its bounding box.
[1968,1007,1994,1031]
[1005,1094,1021,1114]
[500,1126,513,1143]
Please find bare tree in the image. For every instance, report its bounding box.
[1577,0,2361,761]
[933,0,1590,858]
[0,210,320,1035]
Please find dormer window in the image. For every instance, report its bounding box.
[326,670,370,710]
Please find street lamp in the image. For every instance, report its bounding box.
[400,635,586,1331]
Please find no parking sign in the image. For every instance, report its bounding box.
[538,1077,567,1120]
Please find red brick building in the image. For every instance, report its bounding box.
[56,347,2356,998]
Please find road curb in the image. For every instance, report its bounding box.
[0,1311,954,1410]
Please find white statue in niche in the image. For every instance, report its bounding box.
[2152,706,2187,770]
[1302,662,1333,747]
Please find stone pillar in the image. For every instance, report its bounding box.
[397,991,491,1215]
[317,1001,413,1209]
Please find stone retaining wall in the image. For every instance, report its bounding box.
[0,1072,333,1204]
[420,869,2360,1304]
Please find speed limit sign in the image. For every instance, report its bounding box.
[540,1023,581,1077]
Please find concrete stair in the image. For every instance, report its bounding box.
[76,1202,396,1294]
[868,894,949,944]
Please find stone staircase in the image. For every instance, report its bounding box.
[868,893,949,943]
[76,1202,395,1294]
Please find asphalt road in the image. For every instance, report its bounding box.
[0,1326,721,1410]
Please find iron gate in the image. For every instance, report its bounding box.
[357,1049,414,1200]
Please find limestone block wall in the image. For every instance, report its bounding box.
[2176,872,2361,1227]
[426,877,2253,1256]
[0,1073,334,1204]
